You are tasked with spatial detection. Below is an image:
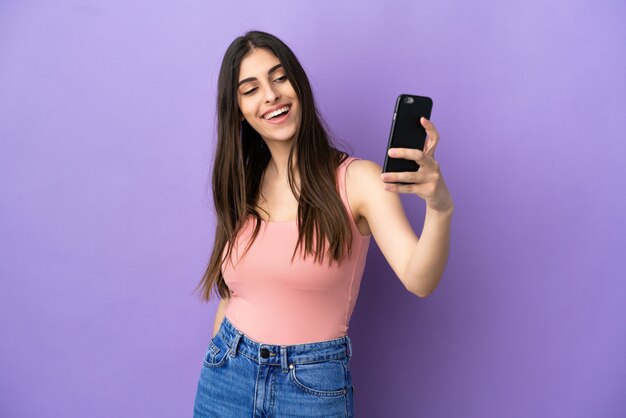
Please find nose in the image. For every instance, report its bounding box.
[263,83,280,104]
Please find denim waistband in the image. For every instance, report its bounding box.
[217,316,353,368]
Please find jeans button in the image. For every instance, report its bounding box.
[260,348,270,358]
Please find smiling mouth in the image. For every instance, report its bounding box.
[262,105,291,120]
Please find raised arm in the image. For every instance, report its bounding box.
[349,117,454,297]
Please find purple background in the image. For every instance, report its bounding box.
[1,1,624,417]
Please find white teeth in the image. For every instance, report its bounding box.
[263,106,290,120]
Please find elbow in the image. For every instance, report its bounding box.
[406,276,441,298]
[412,289,433,299]
[406,284,432,298]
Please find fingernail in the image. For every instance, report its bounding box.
[388,149,396,156]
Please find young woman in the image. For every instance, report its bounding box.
[193,30,453,417]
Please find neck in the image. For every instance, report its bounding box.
[263,139,298,182]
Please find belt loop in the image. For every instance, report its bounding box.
[229,332,242,358]
[280,345,288,373]
[346,335,352,360]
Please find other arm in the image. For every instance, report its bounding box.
[213,297,230,337]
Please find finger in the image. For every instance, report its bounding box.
[381,170,429,184]
[420,117,440,157]
[419,117,438,157]
[424,134,438,158]
[388,147,437,172]
[383,181,428,196]
[388,147,426,163]
[420,117,438,134]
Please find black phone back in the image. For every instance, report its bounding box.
[383,94,433,175]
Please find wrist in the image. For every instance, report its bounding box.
[426,201,454,216]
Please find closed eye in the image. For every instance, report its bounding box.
[241,76,287,96]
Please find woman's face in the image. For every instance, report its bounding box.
[237,48,301,144]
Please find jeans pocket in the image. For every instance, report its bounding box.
[202,334,231,368]
[289,358,348,397]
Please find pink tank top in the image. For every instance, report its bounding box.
[221,156,371,345]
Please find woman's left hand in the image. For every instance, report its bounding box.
[380,117,454,213]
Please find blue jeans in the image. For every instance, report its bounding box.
[193,316,354,417]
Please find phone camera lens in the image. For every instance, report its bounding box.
[403,97,414,104]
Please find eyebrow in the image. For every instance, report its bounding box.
[238,63,283,87]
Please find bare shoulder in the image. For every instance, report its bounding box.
[345,157,419,293]
[345,158,385,220]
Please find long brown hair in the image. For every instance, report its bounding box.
[196,30,355,302]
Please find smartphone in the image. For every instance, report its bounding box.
[382,94,433,182]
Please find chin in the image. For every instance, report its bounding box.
[265,133,297,143]
[261,125,298,143]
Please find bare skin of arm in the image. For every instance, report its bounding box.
[349,117,454,297]
[213,297,230,338]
